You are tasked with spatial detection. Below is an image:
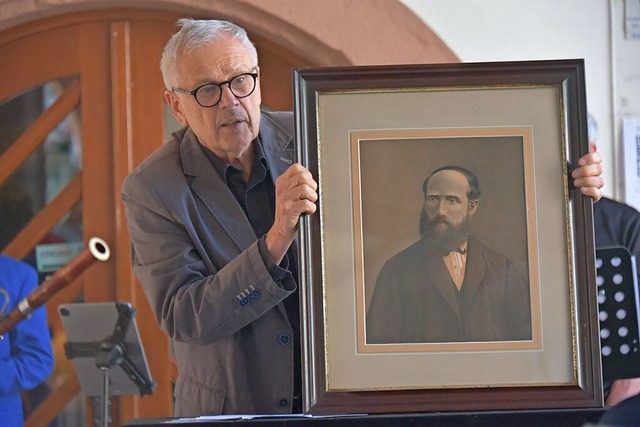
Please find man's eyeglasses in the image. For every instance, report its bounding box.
[172,72,258,108]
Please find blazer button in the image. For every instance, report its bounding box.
[278,333,291,345]
[279,398,289,408]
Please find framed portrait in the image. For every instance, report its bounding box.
[293,60,602,414]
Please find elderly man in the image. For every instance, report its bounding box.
[122,18,316,416]
[122,18,603,416]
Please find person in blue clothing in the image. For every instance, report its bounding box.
[0,255,54,426]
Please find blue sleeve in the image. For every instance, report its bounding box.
[0,260,54,394]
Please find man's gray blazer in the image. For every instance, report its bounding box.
[121,110,299,416]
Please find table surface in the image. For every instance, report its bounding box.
[124,407,608,427]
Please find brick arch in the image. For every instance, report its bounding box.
[0,0,458,66]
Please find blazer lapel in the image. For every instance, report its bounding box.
[259,112,296,181]
[179,111,295,256]
[180,127,256,252]
[177,112,296,251]
[255,113,297,322]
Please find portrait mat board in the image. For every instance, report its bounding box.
[318,87,571,392]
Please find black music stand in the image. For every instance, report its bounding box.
[595,246,640,381]
[59,301,156,427]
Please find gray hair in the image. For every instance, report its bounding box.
[160,18,258,89]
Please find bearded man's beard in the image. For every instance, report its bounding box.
[419,210,472,255]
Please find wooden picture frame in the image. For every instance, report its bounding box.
[293,60,602,414]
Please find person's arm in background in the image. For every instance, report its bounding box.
[606,378,640,406]
[0,257,54,395]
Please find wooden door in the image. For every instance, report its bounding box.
[0,10,178,426]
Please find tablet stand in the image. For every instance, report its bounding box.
[62,302,156,427]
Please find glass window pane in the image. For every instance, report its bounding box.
[0,78,84,280]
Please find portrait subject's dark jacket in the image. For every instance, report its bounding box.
[121,111,298,416]
[366,236,532,344]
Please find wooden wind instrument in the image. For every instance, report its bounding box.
[0,237,110,336]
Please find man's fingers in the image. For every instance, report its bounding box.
[277,163,317,191]
[272,163,318,237]
[577,151,602,167]
[281,185,318,215]
[572,162,604,179]
[579,186,603,202]
[573,175,605,190]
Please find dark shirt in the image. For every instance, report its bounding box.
[594,197,640,403]
[202,139,302,412]
[598,392,640,426]
[594,197,640,284]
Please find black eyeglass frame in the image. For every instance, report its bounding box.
[171,72,259,108]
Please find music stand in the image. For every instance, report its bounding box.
[595,246,640,381]
[59,301,156,427]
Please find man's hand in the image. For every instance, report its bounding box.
[265,163,318,263]
[572,152,604,202]
[606,378,640,406]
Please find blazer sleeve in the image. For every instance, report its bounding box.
[0,261,54,394]
[122,172,295,345]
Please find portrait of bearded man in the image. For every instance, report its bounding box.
[366,165,532,344]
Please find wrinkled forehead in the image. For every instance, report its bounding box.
[425,170,470,198]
